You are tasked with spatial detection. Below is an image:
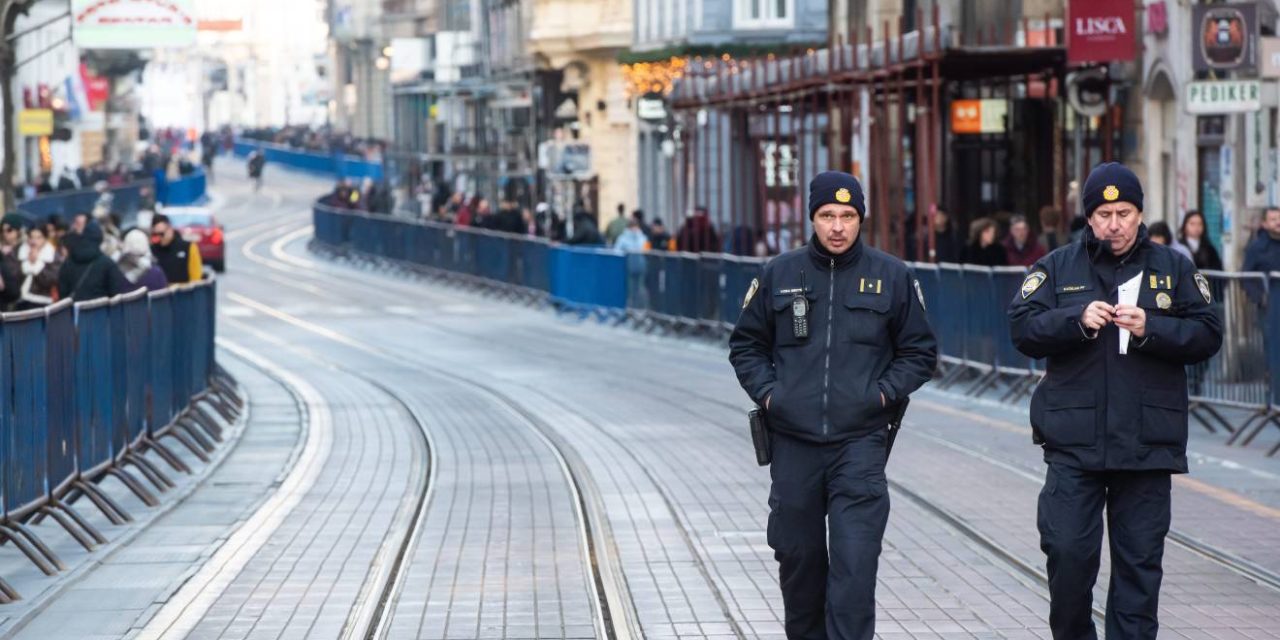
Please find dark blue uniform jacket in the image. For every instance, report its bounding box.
[1008,225,1223,472]
[729,237,938,444]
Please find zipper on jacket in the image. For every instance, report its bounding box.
[822,258,835,435]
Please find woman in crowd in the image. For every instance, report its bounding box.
[1176,210,1223,271]
[118,228,169,291]
[965,217,1008,266]
[16,225,60,310]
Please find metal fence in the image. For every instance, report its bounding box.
[233,140,384,181]
[314,203,1280,453]
[0,279,237,601]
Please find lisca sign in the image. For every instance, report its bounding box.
[1067,0,1136,64]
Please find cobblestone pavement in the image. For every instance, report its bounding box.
[6,162,1278,640]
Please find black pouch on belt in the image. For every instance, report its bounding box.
[748,407,771,466]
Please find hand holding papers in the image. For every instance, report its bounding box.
[1116,271,1142,354]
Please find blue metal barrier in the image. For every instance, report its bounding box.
[2,309,49,517]
[990,266,1036,374]
[720,257,766,326]
[0,280,220,585]
[935,263,969,368]
[46,302,76,496]
[163,169,207,206]
[234,140,384,180]
[550,246,627,310]
[148,291,175,435]
[17,180,153,227]
[476,233,511,283]
[1271,273,1280,410]
[121,290,150,446]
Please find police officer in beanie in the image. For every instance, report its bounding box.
[1008,162,1222,640]
[729,171,937,640]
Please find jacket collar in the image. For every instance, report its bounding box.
[808,233,864,270]
[1084,223,1149,266]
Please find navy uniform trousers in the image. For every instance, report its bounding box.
[1038,463,1172,640]
[768,429,889,640]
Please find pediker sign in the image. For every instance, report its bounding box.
[1067,0,1136,64]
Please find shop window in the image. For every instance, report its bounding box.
[735,0,793,29]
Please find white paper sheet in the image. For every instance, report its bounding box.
[1117,271,1143,354]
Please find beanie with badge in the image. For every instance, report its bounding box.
[1081,162,1143,217]
[808,171,867,220]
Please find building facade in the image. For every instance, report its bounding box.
[1140,0,1279,268]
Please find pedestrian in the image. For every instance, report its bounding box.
[1003,214,1047,267]
[248,148,266,191]
[1008,162,1222,640]
[150,213,204,284]
[567,206,604,246]
[729,171,937,640]
[604,203,628,246]
[57,221,136,301]
[118,229,169,291]
[1175,210,1223,271]
[1147,221,1193,263]
[615,218,649,307]
[1241,207,1280,274]
[964,217,1008,266]
[646,218,673,252]
[1038,205,1070,252]
[928,207,963,263]
[676,206,721,253]
[0,214,27,310]
[16,225,60,310]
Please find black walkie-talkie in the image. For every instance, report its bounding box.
[792,270,809,339]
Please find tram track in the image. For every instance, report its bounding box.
[222,299,627,640]
[229,185,1280,635]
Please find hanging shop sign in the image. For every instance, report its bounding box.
[1067,0,1136,64]
[18,109,53,136]
[1192,2,1258,73]
[950,99,1007,134]
[72,0,197,49]
[637,96,667,121]
[1186,80,1262,114]
[1260,37,1280,78]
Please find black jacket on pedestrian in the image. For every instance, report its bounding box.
[152,237,197,284]
[729,236,938,443]
[1008,224,1222,473]
[57,224,136,302]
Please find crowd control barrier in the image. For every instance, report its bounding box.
[314,202,1280,453]
[16,181,153,228]
[162,169,208,206]
[0,279,238,601]
[233,140,384,181]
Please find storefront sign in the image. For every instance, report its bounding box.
[1148,1,1168,37]
[18,109,53,136]
[1261,37,1280,77]
[637,96,666,121]
[72,0,196,49]
[1186,80,1261,114]
[1193,2,1257,73]
[950,99,1007,134]
[1067,0,1136,64]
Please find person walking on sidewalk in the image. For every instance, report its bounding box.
[729,171,937,640]
[1008,162,1222,640]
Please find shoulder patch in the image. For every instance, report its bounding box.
[1021,271,1048,299]
[743,278,760,309]
[913,279,926,311]
[1193,272,1212,304]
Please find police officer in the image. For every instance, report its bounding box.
[1008,163,1222,640]
[729,171,937,640]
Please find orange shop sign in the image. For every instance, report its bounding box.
[950,99,1008,135]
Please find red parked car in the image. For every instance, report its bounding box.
[164,207,226,273]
